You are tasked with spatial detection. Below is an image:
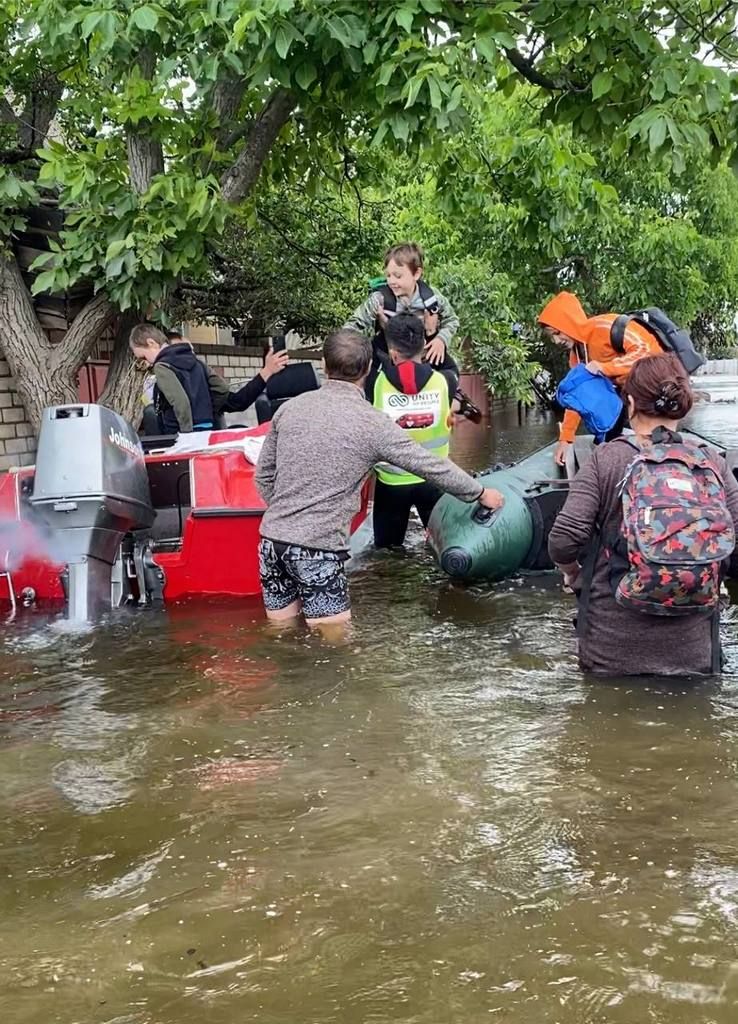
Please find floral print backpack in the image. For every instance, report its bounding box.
[610,436,735,616]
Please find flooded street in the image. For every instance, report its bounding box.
[3,393,738,1023]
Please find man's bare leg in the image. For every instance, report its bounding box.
[305,609,352,642]
[264,600,303,628]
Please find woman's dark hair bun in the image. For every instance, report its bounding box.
[623,353,693,420]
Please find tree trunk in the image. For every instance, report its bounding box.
[99,311,143,426]
[0,256,115,430]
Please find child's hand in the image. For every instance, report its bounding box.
[423,309,439,337]
[424,336,446,365]
[374,293,388,327]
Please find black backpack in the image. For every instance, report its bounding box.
[610,308,705,375]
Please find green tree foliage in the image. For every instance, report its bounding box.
[169,185,386,340]
[5,0,736,307]
[175,92,738,398]
[384,92,738,392]
[1,0,738,423]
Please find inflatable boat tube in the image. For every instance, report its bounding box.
[428,438,592,581]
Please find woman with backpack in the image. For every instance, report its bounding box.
[548,354,738,676]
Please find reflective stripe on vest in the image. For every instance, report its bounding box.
[373,367,451,486]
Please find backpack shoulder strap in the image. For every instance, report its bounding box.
[375,283,397,312]
[610,313,632,354]
[417,279,438,310]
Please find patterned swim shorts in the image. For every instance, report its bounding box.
[258,538,351,620]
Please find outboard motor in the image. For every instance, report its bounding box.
[29,404,155,620]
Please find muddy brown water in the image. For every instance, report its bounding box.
[2,393,738,1023]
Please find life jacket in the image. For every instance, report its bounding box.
[373,361,451,486]
[154,343,214,434]
[606,433,735,616]
[371,278,439,354]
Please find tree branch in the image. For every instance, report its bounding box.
[0,96,19,126]
[99,309,142,424]
[211,75,247,149]
[18,73,62,152]
[52,291,116,375]
[220,88,296,203]
[503,47,567,91]
[126,48,164,193]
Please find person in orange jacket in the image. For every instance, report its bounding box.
[538,291,663,466]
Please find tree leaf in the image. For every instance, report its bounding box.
[493,30,517,49]
[476,34,497,65]
[131,5,159,32]
[105,253,126,279]
[295,62,317,90]
[377,63,394,87]
[664,67,682,95]
[363,39,379,64]
[403,74,425,108]
[427,75,443,110]
[648,116,667,153]
[81,11,103,38]
[326,14,355,48]
[591,71,612,100]
[395,6,414,33]
[106,238,126,261]
[274,26,292,59]
[31,270,60,295]
[392,115,410,142]
[704,83,722,114]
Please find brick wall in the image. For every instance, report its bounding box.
[194,343,323,383]
[0,358,35,470]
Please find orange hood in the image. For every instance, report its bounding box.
[537,291,589,345]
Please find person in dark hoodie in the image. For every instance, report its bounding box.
[129,324,228,434]
[372,312,460,548]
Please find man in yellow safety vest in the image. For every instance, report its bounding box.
[372,312,459,547]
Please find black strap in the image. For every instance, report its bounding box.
[711,609,722,674]
[378,284,396,312]
[418,278,437,310]
[610,313,631,354]
[374,279,437,313]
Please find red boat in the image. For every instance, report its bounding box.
[0,405,371,619]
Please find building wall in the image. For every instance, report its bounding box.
[0,358,36,470]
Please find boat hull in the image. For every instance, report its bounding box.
[0,423,371,612]
[427,439,585,581]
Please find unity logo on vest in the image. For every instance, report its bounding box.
[381,388,444,429]
[373,369,451,486]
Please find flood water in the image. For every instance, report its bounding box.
[3,387,738,1023]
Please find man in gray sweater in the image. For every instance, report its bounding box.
[255,329,503,627]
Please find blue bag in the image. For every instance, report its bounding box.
[555,364,623,442]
